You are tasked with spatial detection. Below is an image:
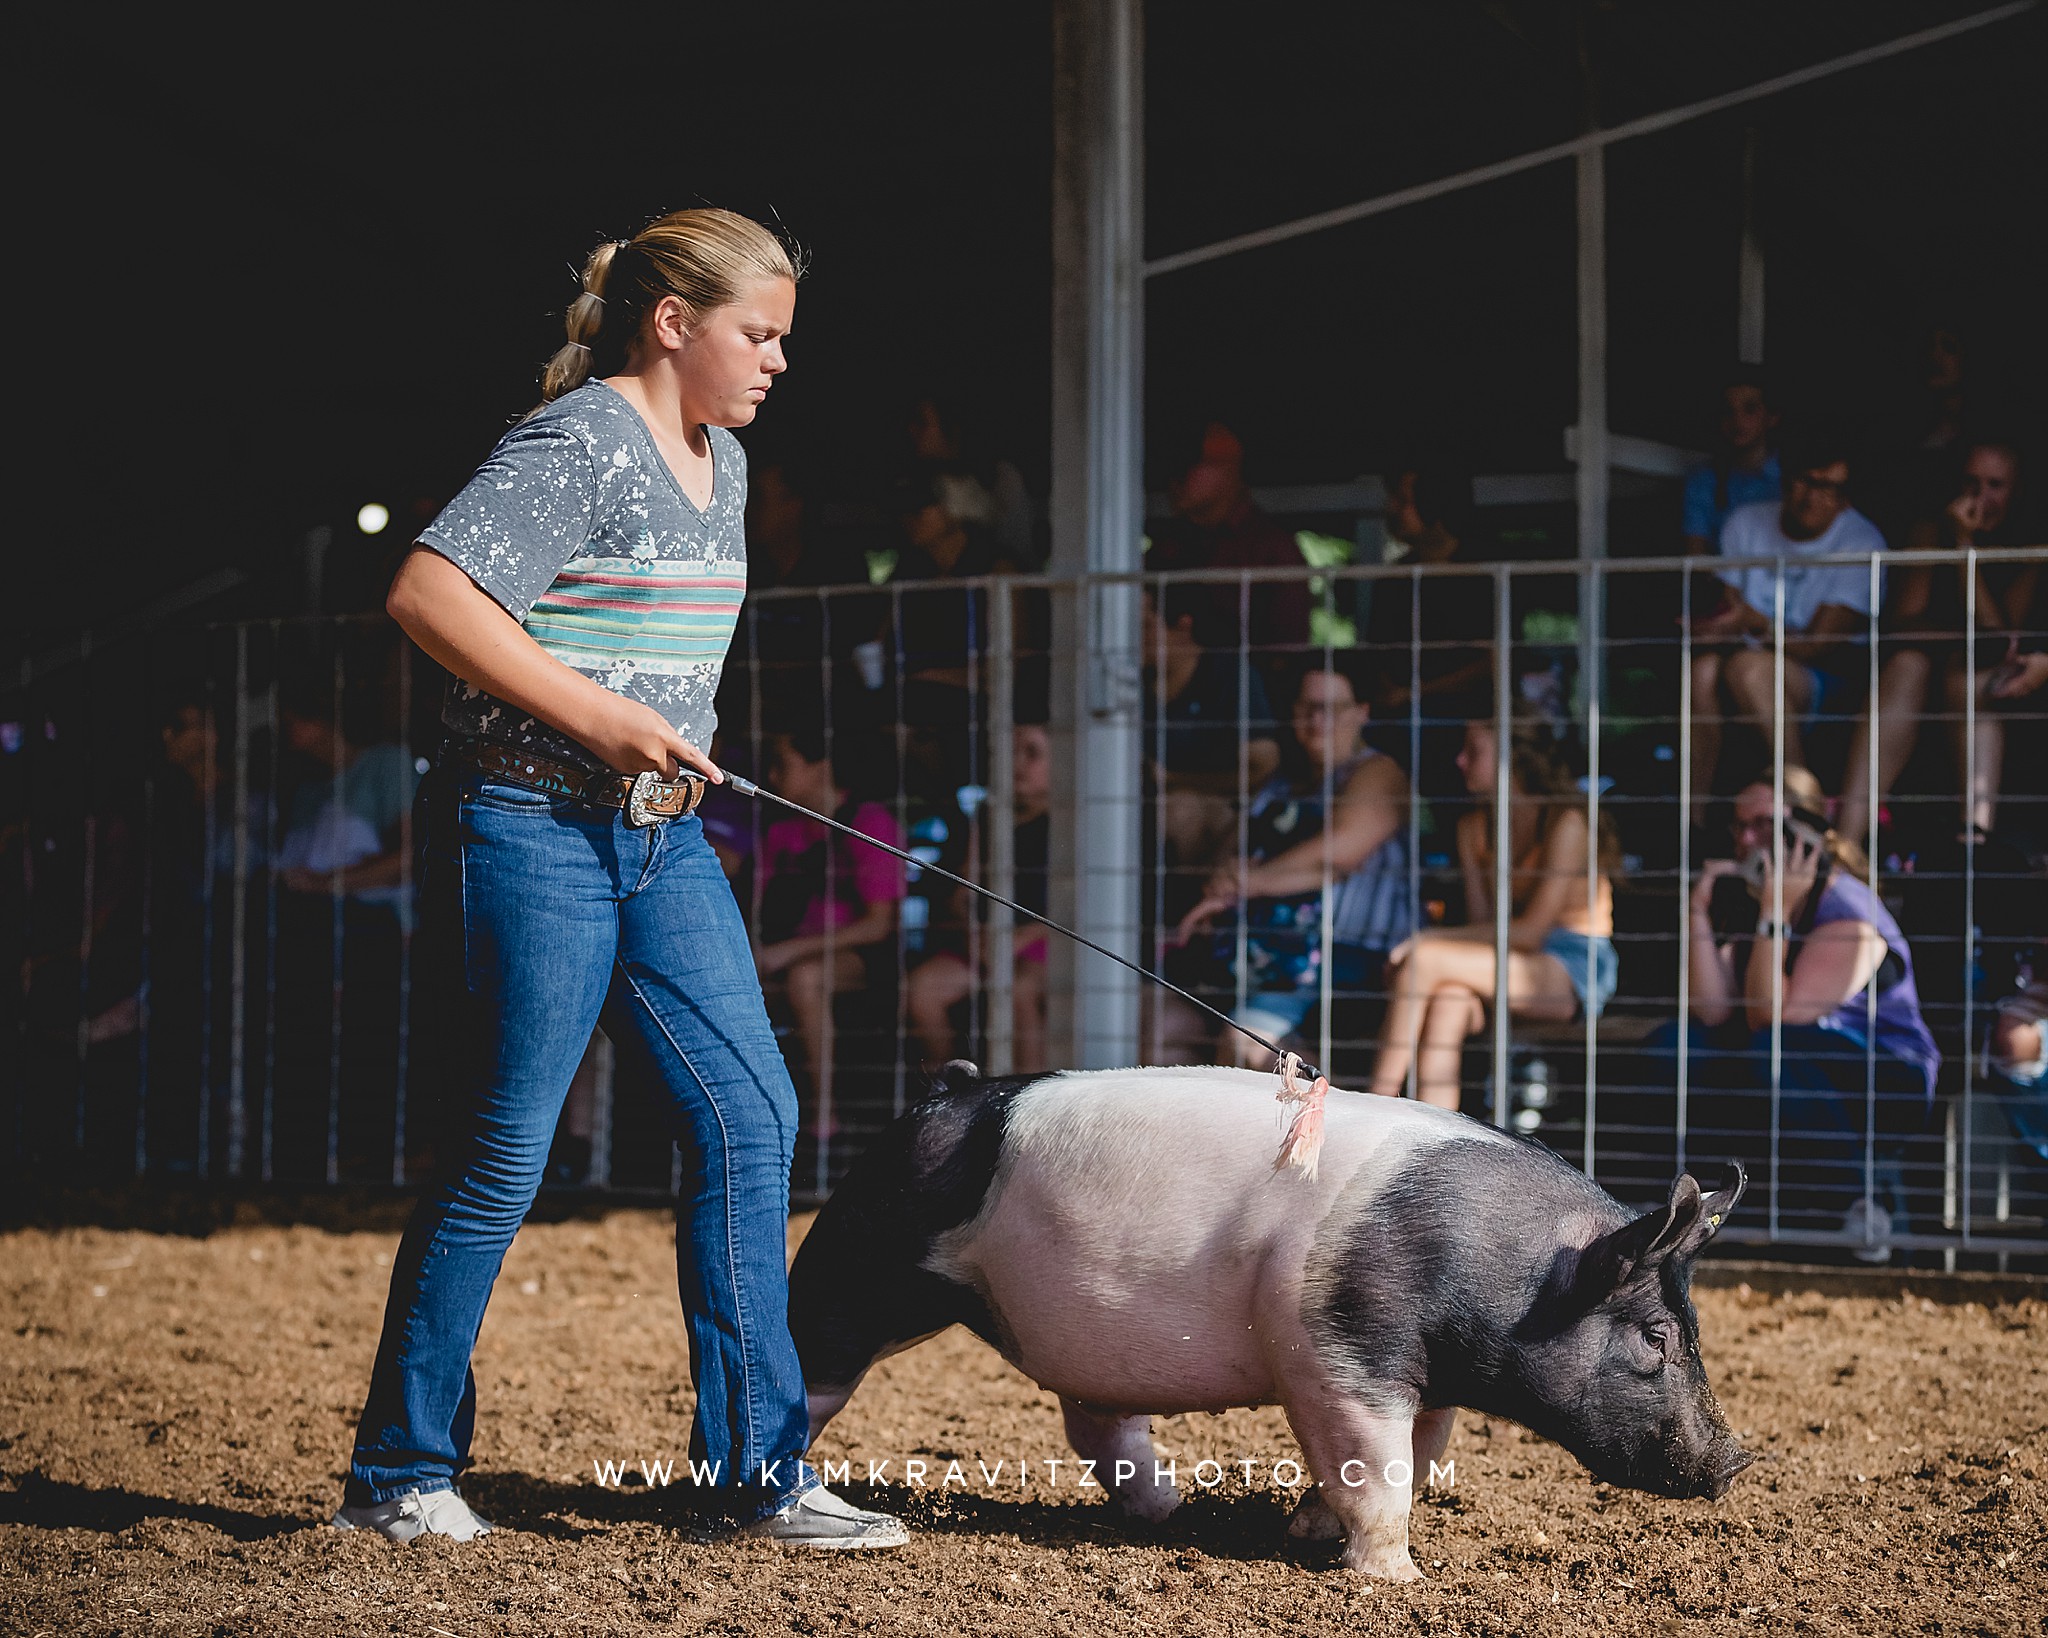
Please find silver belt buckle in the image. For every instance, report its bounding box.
[625,770,702,827]
[625,770,669,828]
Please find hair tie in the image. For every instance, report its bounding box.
[568,341,591,353]
[581,291,605,306]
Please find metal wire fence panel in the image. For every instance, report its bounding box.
[3,550,2044,1258]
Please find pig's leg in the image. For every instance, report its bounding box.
[1059,1400,1180,1523]
[1412,1406,1456,1482]
[1276,1390,1424,1579]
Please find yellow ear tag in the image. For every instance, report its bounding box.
[1708,1213,1723,1229]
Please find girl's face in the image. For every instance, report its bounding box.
[664,276,795,428]
[1457,723,1498,795]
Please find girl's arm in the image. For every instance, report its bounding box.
[1238,757,1406,899]
[388,548,720,781]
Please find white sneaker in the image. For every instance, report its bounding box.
[332,1486,494,1543]
[744,1484,908,1550]
[1842,1199,1893,1265]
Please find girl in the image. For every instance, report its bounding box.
[333,210,904,1549]
[1368,717,1617,1108]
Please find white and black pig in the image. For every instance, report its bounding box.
[789,1063,1754,1579]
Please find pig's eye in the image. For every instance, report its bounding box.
[1626,1324,1670,1373]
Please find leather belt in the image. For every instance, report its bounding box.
[451,740,706,827]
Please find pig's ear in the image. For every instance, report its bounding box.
[1574,1172,1721,1300]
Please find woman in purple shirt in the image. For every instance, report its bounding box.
[1684,766,1939,1260]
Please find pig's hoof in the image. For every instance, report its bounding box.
[1285,1487,1344,1541]
[1344,1547,1423,1581]
[1112,1483,1182,1524]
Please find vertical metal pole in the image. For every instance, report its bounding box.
[261,626,280,1183]
[1492,564,1512,1129]
[1583,561,1601,1178]
[890,582,909,1117]
[1769,570,1786,1239]
[987,583,1017,1076]
[230,626,252,1179]
[1149,577,1167,1064]
[1575,143,1609,701]
[197,650,217,1179]
[816,593,836,1199]
[1050,0,1144,1069]
[393,634,413,1186]
[1676,569,1693,1177]
[1406,565,1421,1102]
[1234,573,1251,1038]
[325,635,343,1185]
[1864,557,1880,1232]
[1961,548,1978,1246]
[1737,126,1767,367]
[1317,618,1336,1074]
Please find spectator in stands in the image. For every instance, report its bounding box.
[275,681,420,903]
[1682,368,1780,556]
[1838,438,2041,844]
[753,726,905,1139]
[1366,715,1616,1109]
[890,466,1003,796]
[906,395,1036,569]
[1142,582,1281,868]
[1144,417,1309,661]
[1686,434,1884,818]
[1173,657,1412,1068]
[1682,765,1940,1260]
[907,722,1052,1073]
[1364,461,1493,791]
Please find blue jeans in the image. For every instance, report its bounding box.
[345,766,815,1521]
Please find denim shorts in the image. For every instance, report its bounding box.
[1541,927,1618,1019]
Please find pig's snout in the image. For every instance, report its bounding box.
[1703,1445,1757,1500]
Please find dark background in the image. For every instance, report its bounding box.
[15,0,2044,632]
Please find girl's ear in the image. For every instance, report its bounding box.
[649,296,694,353]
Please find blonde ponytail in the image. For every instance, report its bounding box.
[533,211,802,411]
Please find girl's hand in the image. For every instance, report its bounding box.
[1691,857,1740,916]
[1385,935,1416,969]
[583,694,723,782]
[1947,490,1986,543]
[1990,650,2048,701]
[1753,832,1823,926]
[1172,895,1231,947]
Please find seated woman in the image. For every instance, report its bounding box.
[1173,659,1411,1068]
[906,723,1053,1075]
[1838,438,2040,843]
[753,727,904,1140]
[1682,765,1941,1257]
[1367,716,1617,1109]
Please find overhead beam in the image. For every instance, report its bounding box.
[1144,1,2034,279]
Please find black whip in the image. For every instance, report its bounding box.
[725,774,1315,1079]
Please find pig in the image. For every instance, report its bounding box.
[789,1062,1754,1579]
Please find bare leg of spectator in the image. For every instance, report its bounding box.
[1723,648,1814,773]
[1369,937,1577,1107]
[1838,648,1930,844]
[1946,653,2003,835]
[783,951,862,1136]
[907,951,974,1067]
[1689,651,1725,826]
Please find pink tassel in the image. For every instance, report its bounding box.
[1274,1051,1330,1181]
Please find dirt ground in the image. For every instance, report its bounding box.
[1,1206,2042,1638]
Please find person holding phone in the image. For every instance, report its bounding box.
[334,210,906,1549]
[1684,766,1940,1259]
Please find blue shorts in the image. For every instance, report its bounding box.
[1541,928,1618,1019]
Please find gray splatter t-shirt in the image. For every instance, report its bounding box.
[420,378,748,772]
